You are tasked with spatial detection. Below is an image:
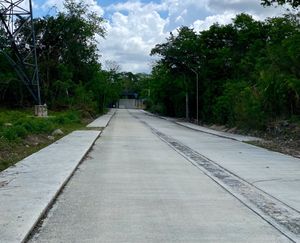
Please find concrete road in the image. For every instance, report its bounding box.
[29,109,292,242]
[133,111,300,208]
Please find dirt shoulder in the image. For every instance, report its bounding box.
[204,121,300,159]
[247,121,300,159]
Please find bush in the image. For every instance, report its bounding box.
[0,109,82,142]
[213,80,247,125]
[235,86,266,129]
[14,125,27,138]
[52,110,81,124]
[64,110,81,122]
[150,103,165,114]
[212,80,266,129]
[14,118,54,134]
[53,115,69,125]
[144,99,153,110]
[1,125,27,141]
[2,127,18,141]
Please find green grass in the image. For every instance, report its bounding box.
[0,108,89,172]
[0,109,83,141]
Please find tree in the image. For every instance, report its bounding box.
[0,0,117,114]
[148,62,187,116]
[151,27,201,119]
[261,0,300,8]
[104,60,121,73]
[148,11,300,129]
[31,0,106,110]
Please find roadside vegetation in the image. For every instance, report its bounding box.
[142,0,300,157]
[0,109,89,171]
[148,6,300,132]
[1,0,300,169]
[0,0,113,171]
[0,0,120,114]
[0,0,149,171]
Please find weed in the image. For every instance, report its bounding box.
[0,109,87,172]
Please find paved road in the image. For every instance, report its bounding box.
[29,109,293,242]
[134,110,300,211]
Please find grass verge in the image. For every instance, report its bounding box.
[0,109,93,172]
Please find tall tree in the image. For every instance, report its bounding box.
[261,0,300,8]
[0,0,114,113]
[32,0,106,109]
[148,12,300,128]
[151,27,201,119]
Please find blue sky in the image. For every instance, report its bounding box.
[32,0,285,73]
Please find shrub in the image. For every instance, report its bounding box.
[14,125,27,138]
[150,103,165,115]
[213,80,247,125]
[235,86,266,129]
[1,125,27,141]
[0,109,82,142]
[64,110,81,122]
[2,127,18,141]
[52,110,81,124]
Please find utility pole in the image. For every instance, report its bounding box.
[0,0,47,116]
[190,68,199,124]
[183,73,189,121]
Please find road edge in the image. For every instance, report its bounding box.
[141,110,260,142]
[22,131,101,243]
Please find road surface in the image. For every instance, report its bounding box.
[29,109,300,242]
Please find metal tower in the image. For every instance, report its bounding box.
[0,0,41,105]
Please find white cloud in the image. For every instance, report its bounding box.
[38,0,287,73]
[207,0,287,21]
[102,0,285,73]
[42,0,104,16]
[99,2,168,73]
[42,0,64,11]
[192,12,237,32]
[190,0,286,33]
[105,1,167,13]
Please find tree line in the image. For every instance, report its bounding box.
[1,0,300,130]
[148,5,300,129]
[0,0,145,115]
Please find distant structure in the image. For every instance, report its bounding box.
[118,91,144,109]
[0,0,41,106]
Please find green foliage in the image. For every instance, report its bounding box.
[261,0,300,8]
[150,13,300,129]
[0,0,120,114]
[213,80,247,125]
[0,110,81,141]
[2,0,300,131]
[2,125,27,141]
[234,87,266,129]
[32,0,108,112]
[146,64,187,117]
[52,111,80,124]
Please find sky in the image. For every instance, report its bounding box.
[31,0,287,73]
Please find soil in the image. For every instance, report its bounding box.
[205,121,300,159]
[169,116,300,158]
[0,134,56,171]
[248,121,300,159]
